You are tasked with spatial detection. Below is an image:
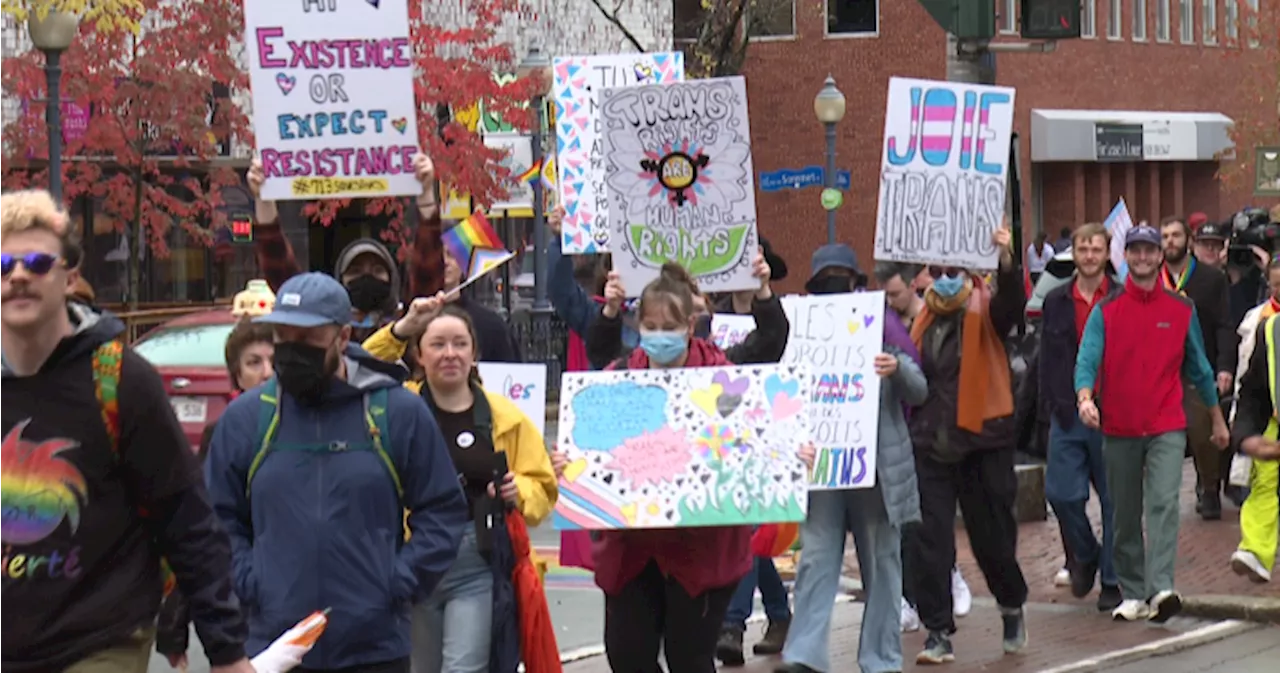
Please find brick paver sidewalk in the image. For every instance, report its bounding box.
[562,600,1219,673]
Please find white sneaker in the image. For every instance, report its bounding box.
[951,567,972,618]
[1111,598,1152,621]
[901,598,921,633]
[1053,567,1071,587]
[1149,589,1183,623]
[1230,550,1273,583]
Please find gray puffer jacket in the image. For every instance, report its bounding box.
[876,345,926,527]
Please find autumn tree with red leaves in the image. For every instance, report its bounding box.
[1217,1,1280,200]
[2,0,248,307]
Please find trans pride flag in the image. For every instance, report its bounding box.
[1103,198,1134,280]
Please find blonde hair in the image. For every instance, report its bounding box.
[1072,222,1110,247]
[0,189,76,258]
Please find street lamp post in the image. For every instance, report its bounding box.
[28,10,81,205]
[813,75,846,244]
[517,45,554,355]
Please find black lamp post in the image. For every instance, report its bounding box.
[517,45,553,339]
[813,75,847,244]
[28,10,81,204]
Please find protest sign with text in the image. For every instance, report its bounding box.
[553,52,684,254]
[781,293,885,490]
[244,0,420,201]
[873,78,1016,270]
[710,314,756,350]
[478,362,548,439]
[601,76,759,295]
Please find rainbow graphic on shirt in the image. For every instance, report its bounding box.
[1,419,88,546]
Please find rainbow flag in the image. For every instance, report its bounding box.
[516,159,542,185]
[442,211,504,274]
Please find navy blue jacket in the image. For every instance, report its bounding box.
[1038,275,1122,430]
[206,344,468,669]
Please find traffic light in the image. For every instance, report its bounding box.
[918,0,996,40]
[231,216,253,243]
[1020,0,1082,39]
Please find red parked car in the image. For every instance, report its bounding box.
[132,309,240,453]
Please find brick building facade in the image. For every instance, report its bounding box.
[738,0,1274,292]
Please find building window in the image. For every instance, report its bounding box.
[1203,0,1217,43]
[1246,0,1260,48]
[748,0,796,39]
[827,0,878,36]
[1225,0,1238,41]
[1157,0,1171,40]
[1082,0,1096,37]
[1179,0,1194,43]
[673,0,701,45]
[1107,0,1122,38]
[1134,0,1148,40]
[1000,0,1017,33]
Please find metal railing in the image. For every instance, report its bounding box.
[508,309,569,399]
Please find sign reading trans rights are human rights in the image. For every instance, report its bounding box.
[244,0,421,201]
[872,77,1016,271]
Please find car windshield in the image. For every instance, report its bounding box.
[134,323,236,367]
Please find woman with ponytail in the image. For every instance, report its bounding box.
[364,303,558,673]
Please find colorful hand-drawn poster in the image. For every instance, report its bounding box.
[873,77,1017,270]
[553,52,684,254]
[553,364,811,530]
[244,0,421,201]
[484,133,534,211]
[710,314,756,351]
[478,362,548,439]
[781,293,886,490]
[600,76,759,295]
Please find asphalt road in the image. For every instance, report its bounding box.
[1101,626,1280,672]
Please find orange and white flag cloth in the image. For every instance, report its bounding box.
[250,609,330,673]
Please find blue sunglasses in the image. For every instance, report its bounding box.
[1,252,61,277]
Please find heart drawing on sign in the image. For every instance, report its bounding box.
[562,458,588,483]
[275,73,296,95]
[711,371,750,396]
[770,391,803,421]
[846,319,860,335]
[716,394,744,418]
[691,384,724,418]
[764,374,799,406]
[864,314,875,328]
[391,118,408,134]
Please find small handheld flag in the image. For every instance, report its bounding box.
[516,159,543,185]
[442,211,504,274]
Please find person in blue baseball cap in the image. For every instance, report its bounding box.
[205,272,469,672]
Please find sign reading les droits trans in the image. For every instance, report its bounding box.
[873,78,1016,270]
[553,53,684,254]
[244,0,420,201]
[781,292,885,490]
[600,76,759,295]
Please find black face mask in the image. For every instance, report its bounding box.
[273,341,337,406]
[693,314,713,340]
[346,274,392,313]
[809,276,854,295]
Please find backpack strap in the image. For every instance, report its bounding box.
[92,340,124,454]
[363,388,404,506]
[246,378,282,498]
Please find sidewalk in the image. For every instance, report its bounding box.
[561,599,1230,673]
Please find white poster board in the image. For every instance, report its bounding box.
[873,77,1016,270]
[781,292,886,490]
[484,133,534,211]
[601,76,758,296]
[553,52,684,254]
[478,362,547,439]
[710,314,756,350]
[244,0,421,201]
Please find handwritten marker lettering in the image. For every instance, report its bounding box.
[873,77,1017,271]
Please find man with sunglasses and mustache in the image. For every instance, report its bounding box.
[906,222,1029,666]
[1,190,253,673]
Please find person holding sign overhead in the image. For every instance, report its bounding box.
[906,221,1030,666]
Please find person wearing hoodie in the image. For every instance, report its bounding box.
[1,189,252,673]
[907,222,1029,665]
[205,272,470,672]
[246,152,445,343]
[773,245,927,673]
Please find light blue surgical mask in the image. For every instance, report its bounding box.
[639,329,688,365]
[932,273,965,298]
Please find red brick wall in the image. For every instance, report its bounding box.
[740,1,1272,294]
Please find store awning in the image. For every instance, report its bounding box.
[1030,109,1234,163]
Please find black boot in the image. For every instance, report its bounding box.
[716,627,745,667]
[753,619,790,655]
[1201,484,1223,520]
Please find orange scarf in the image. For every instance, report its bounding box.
[910,277,1013,434]
[1264,297,1280,320]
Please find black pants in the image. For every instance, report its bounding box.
[913,449,1028,634]
[604,560,737,673]
[299,657,409,673]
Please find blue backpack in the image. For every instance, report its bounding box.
[246,378,403,506]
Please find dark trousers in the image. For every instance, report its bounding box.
[913,449,1029,634]
[604,561,737,673]
[299,658,409,673]
[1046,417,1118,587]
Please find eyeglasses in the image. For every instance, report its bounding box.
[1,252,61,277]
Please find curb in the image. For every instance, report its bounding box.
[1035,620,1258,673]
[1181,594,1280,623]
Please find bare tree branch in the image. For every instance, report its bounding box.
[587,0,648,52]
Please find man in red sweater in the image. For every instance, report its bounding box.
[1074,225,1229,624]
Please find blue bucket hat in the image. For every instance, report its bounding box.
[805,244,866,292]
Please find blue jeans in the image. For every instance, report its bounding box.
[723,557,791,629]
[782,489,902,673]
[411,529,493,673]
[1046,417,1117,588]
